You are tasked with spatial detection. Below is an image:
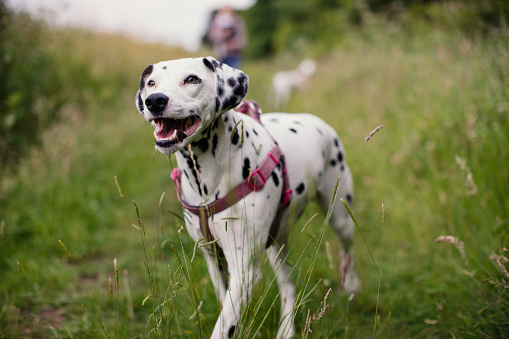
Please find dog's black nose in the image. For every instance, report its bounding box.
[145,93,169,116]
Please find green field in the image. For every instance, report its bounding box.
[1,6,508,338]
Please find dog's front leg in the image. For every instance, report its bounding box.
[210,247,258,338]
[268,245,296,339]
[203,249,228,305]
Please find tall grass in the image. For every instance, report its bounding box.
[1,8,508,338]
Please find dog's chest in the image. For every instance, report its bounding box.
[174,111,280,207]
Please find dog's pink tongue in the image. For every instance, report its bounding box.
[155,119,184,140]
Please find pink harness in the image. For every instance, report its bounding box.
[171,101,292,257]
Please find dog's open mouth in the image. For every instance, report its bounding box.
[153,115,201,147]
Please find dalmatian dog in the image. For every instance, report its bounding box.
[135,57,359,338]
[272,59,316,109]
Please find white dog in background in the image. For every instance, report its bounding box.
[272,59,316,109]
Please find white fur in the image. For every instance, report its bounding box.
[272,59,316,109]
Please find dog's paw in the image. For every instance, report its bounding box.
[340,252,361,294]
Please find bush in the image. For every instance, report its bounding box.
[0,5,65,168]
[243,0,509,59]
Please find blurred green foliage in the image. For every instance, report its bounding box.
[0,2,135,170]
[244,0,509,58]
[0,1,508,336]
[0,4,63,168]
[2,0,506,168]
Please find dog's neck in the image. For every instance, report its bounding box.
[174,109,250,204]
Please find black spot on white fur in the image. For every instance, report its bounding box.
[296,183,305,195]
[251,142,258,153]
[192,138,209,153]
[212,134,218,156]
[271,171,279,187]
[242,157,250,180]
[221,97,235,112]
[203,57,216,72]
[289,128,297,134]
[182,153,202,195]
[139,64,153,91]
[346,193,353,203]
[137,93,144,113]
[211,58,220,69]
[215,97,220,112]
[337,151,343,163]
[233,82,245,96]
[228,77,237,87]
[228,325,236,337]
[231,128,240,146]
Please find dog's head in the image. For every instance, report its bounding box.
[136,57,249,154]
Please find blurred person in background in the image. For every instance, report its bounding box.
[207,6,247,69]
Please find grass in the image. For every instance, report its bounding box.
[1,11,509,338]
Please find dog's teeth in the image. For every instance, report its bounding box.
[170,129,177,140]
[185,118,192,130]
[155,119,164,133]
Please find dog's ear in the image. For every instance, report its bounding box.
[135,90,144,114]
[136,64,154,114]
[203,57,249,114]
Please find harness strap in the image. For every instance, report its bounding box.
[235,100,262,124]
[173,143,280,212]
[266,152,292,248]
[171,101,292,256]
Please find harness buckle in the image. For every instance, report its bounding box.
[248,169,267,191]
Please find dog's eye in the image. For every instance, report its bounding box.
[184,75,201,85]
[147,80,156,87]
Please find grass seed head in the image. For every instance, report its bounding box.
[303,288,332,333]
[58,240,72,259]
[16,260,23,278]
[436,235,466,260]
[490,253,509,279]
[114,258,119,287]
[365,125,384,141]
[114,175,124,198]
